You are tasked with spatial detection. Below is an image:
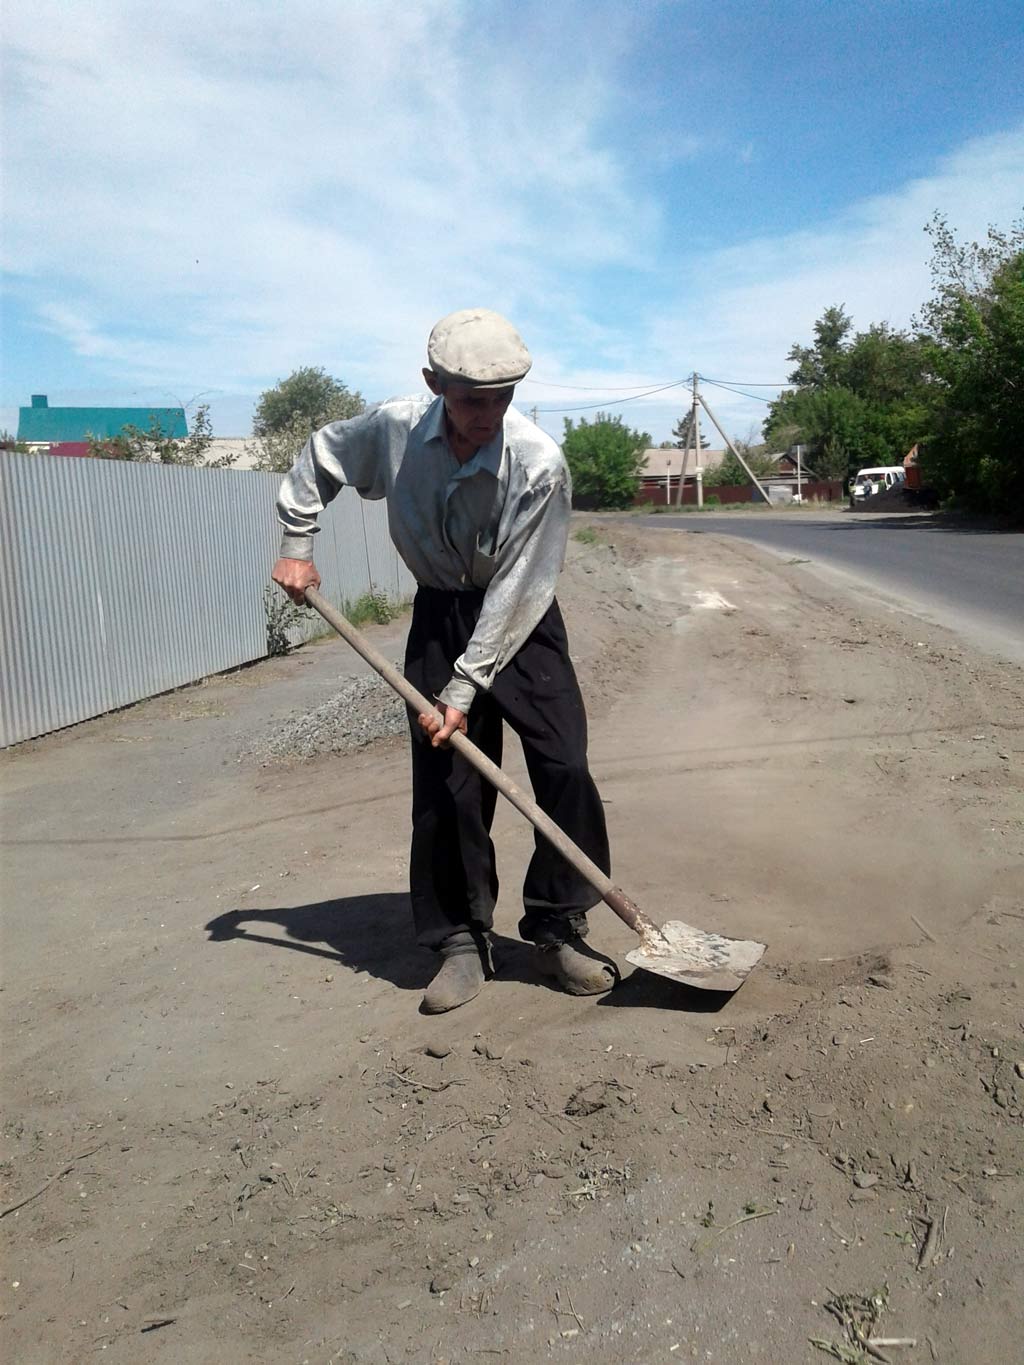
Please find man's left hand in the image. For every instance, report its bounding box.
[418,705,467,748]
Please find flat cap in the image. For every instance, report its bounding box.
[427,308,532,389]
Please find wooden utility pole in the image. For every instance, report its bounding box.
[674,373,701,507]
[696,383,772,505]
[692,375,704,509]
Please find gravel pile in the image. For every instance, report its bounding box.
[243,670,408,764]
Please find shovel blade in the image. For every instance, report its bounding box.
[624,919,766,994]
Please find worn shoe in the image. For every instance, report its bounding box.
[534,935,618,996]
[421,932,492,1014]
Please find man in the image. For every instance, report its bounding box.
[272,308,616,1013]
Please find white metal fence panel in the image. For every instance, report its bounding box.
[0,454,414,747]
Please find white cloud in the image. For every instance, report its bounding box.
[2,0,653,416]
[635,124,1024,437]
[3,1,1022,446]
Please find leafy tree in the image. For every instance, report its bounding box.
[672,410,709,449]
[250,366,365,472]
[253,367,363,436]
[1,431,31,453]
[85,404,233,466]
[785,305,853,388]
[561,412,650,509]
[766,307,933,483]
[704,441,777,487]
[915,214,1024,516]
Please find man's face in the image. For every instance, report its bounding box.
[423,370,514,450]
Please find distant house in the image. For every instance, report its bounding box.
[639,446,728,499]
[15,394,188,456]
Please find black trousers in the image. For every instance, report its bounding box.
[404,587,611,949]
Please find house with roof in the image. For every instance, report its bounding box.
[639,446,728,501]
[16,394,189,457]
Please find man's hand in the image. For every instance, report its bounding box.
[418,705,468,748]
[272,557,321,606]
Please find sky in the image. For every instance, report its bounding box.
[2,0,1023,446]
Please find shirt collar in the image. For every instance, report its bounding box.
[424,395,506,478]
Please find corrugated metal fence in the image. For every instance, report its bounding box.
[0,453,414,747]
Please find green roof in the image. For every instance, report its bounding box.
[17,396,188,443]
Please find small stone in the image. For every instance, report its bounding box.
[541,1163,568,1179]
[424,1043,451,1059]
[807,1103,837,1119]
[671,1100,687,1115]
[850,1187,879,1203]
[991,1047,1000,1058]
[473,1041,505,1061]
[785,1068,804,1081]
[853,1171,879,1189]
[832,1034,850,1048]
[1015,1062,1024,1080]
[430,1275,453,1295]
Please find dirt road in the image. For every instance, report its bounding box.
[2,525,1021,1363]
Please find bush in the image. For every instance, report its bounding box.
[562,413,650,509]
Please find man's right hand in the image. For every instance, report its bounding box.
[272,557,321,606]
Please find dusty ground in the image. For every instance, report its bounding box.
[1,523,1022,1365]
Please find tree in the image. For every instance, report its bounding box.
[249,366,365,472]
[253,367,363,436]
[785,305,853,388]
[671,410,709,450]
[561,412,650,509]
[915,214,1024,516]
[704,443,777,487]
[85,404,234,466]
[766,306,933,484]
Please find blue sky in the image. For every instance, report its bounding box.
[3,0,1023,446]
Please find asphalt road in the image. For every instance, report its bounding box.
[638,510,1024,665]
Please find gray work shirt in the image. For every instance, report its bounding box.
[276,395,571,713]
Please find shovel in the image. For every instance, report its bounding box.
[304,587,766,994]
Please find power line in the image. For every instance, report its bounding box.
[535,379,690,414]
[524,377,685,391]
[699,377,778,405]
[700,377,789,387]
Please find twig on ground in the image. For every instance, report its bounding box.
[692,1207,775,1253]
[0,1144,106,1220]
[140,1318,177,1333]
[916,1213,940,1270]
[385,1067,464,1094]
[910,915,937,942]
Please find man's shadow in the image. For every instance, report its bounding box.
[205,892,537,993]
[205,894,735,1012]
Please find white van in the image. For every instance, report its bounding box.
[850,466,906,499]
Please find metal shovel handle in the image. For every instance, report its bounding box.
[303,587,661,942]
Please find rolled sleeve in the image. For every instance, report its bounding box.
[276,408,388,558]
